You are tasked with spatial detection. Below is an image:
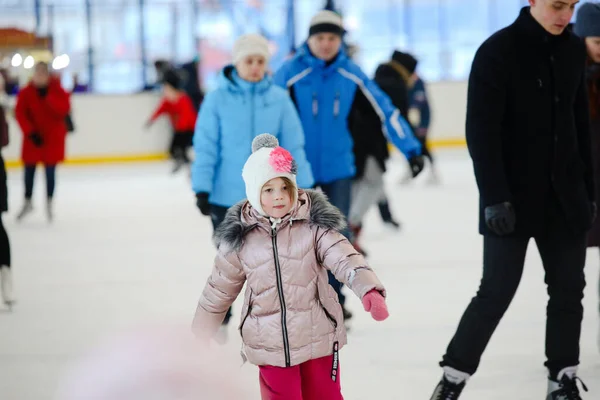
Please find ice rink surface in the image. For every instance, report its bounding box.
[0,149,599,399]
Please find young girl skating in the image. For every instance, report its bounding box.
[192,134,389,399]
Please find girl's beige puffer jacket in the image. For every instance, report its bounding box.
[192,189,385,368]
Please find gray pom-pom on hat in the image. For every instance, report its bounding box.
[252,133,279,153]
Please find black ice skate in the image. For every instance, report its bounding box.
[429,375,465,400]
[547,369,588,400]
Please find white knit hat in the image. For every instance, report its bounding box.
[242,134,298,217]
[309,10,344,36]
[232,34,270,65]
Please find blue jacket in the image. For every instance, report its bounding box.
[409,78,431,131]
[191,66,314,208]
[274,44,421,184]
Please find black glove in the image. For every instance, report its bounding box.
[195,192,210,216]
[484,202,516,236]
[29,132,43,147]
[408,155,425,178]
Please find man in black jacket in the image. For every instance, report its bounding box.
[430,3,594,400]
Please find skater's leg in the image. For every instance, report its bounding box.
[24,164,36,199]
[301,355,344,400]
[18,165,36,220]
[0,214,14,305]
[180,131,194,164]
[0,214,10,267]
[535,224,586,379]
[348,157,384,227]
[441,234,529,375]
[258,364,302,400]
[44,164,56,198]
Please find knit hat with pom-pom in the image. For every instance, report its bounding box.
[242,133,298,216]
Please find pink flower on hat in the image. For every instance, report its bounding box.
[269,147,293,173]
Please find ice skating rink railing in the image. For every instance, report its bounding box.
[2,80,468,168]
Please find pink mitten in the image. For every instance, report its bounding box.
[362,290,389,321]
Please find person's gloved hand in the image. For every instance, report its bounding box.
[195,192,210,216]
[29,132,43,147]
[362,289,389,321]
[484,202,516,235]
[408,155,425,178]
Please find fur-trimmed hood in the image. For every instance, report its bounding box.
[213,189,346,252]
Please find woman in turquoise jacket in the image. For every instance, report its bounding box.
[191,34,314,333]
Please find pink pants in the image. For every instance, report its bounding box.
[259,355,343,400]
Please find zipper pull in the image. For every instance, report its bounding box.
[312,92,318,117]
[333,92,340,117]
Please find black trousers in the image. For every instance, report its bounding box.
[169,131,194,164]
[25,164,56,199]
[0,214,10,267]
[441,202,587,379]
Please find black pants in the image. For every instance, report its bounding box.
[25,164,56,199]
[0,214,10,267]
[210,204,233,325]
[441,222,586,379]
[169,131,193,164]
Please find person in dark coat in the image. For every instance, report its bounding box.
[14,62,71,223]
[429,4,594,400]
[0,96,14,308]
[574,1,600,353]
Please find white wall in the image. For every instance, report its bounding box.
[3,81,468,163]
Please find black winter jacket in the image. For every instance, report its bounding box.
[349,63,411,179]
[467,7,594,236]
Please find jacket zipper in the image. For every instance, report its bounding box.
[271,227,291,367]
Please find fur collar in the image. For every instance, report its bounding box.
[213,189,346,252]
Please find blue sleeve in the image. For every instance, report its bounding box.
[191,92,220,194]
[273,62,290,90]
[411,79,431,130]
[357,68,422,159]
[277,95,314,188]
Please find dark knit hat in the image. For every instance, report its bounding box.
[391,51,418,74]
[574,2,600,38]
[309,10,344,37]
[162,70,180,88]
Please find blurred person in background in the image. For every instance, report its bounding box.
[14,62,71,223]
[191,33,314,340]
[391,51,437,185]
[178,56,205,112]
[274,10,423,319]
[574,1,600,352]
[0,74,14,309]
[429,2,594,399]
[146,70,197,174]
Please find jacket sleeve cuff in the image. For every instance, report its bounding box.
[348,267,386,299]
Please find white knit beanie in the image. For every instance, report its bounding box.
[309,10,344,37]
[242,134,298,217]
[232,34,270,65]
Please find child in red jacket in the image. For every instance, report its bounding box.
[146,70,197,173]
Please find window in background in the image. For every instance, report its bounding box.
[91,1,143,93]
[340,0,405,77]
[442,0,490,80]
[0,0,36,32]
[406,0,443,81]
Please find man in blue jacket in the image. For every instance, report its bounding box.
[274,10,424,319]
